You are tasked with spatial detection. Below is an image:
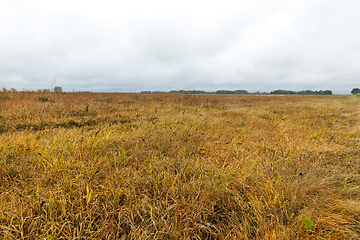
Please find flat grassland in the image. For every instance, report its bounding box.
[0,92,359,239]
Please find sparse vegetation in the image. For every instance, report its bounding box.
[0,92,359,239]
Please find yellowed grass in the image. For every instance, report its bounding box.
[0,92,359,239]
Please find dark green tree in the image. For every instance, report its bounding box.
[234,90,249,94]
[323,90,333,95]
[216,90,234,94]
[351,88,360,94]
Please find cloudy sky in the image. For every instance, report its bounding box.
[1,0,359,93]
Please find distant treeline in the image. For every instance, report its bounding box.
[140,89,333,95]
[140,90,250,94]
[0,87,333,95]
[269,90,332,95]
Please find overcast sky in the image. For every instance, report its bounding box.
[1,0,359,93]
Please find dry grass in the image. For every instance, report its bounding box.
[0,92,359,239]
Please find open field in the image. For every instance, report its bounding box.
[0,92,359,239]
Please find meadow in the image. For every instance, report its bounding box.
[0,92,359,239]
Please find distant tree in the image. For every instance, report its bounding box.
[54,86,63,93]
[270,90,290,94]
[42,89,51,92]
[216,90,234,94]
[351,88,360,94]
[323,90,333,95]
[10,88,17,92]
[169,90,209,94]
[234,90,249,94]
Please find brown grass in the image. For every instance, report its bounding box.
[0,92,359,239]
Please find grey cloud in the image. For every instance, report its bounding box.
[0,0,359,93]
